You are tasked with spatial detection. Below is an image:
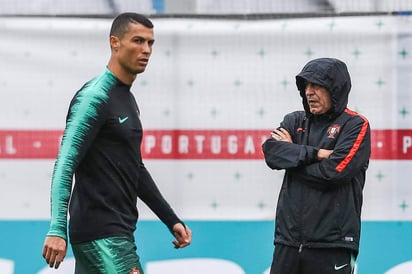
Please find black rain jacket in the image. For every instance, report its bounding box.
[262,58,371,253]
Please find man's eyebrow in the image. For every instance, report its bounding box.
[132,35,154,41]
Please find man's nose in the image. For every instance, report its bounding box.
[142,42,151,54]
[305,85,314,95]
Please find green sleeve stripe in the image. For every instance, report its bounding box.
[48,68,117,239]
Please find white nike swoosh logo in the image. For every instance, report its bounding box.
[334,263,348,271]
[118,116,129,124]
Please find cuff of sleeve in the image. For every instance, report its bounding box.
[300,145,319,165]
[168,220,185,235]
[46,230,67,241]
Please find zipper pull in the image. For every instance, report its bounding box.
[298,244,303,253]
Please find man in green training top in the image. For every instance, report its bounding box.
[42,12,192,273]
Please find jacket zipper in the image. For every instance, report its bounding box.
[298,117,309,255]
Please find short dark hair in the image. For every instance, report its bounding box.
[110,12,153,38]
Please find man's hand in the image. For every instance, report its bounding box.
[172,223,192,249]
[271,128,292,143]
[317,149,333,159]
[42,236,67,269]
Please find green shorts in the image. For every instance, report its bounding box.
[71,236,144,274]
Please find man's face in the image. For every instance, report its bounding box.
[305,81,332,115]
[112,22,155,75]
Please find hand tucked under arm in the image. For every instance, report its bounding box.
[317,149,333,160]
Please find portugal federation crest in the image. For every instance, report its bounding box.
[327,124,340,139]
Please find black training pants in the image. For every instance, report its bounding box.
[270,244,356,274]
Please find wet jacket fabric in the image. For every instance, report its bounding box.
[262,58,371,253]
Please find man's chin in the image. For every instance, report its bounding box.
[138,65,148,73]
[310,109,322,115]
[133,68,146,75]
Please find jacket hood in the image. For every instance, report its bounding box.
[296,58,351,117]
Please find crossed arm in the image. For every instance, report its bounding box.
[271,127,333,160]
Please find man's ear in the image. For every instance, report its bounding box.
[110,36,120,50]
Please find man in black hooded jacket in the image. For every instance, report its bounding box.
[262,58,371,274]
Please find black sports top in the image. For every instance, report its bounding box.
[47,68,181,243]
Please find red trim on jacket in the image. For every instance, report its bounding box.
[336,109,369,172]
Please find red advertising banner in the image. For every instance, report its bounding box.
[0,129,411,160]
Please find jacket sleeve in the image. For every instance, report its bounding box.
[262,112,319,170]
[137,163,183,233]
[47,90,108,240]
[295,115,371,187]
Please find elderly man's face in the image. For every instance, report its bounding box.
[305,81,332,115]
